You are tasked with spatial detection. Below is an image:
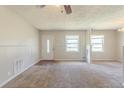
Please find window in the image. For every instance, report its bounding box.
[47,40,50,53]
[91,35,104,52]
[65,35,79,52]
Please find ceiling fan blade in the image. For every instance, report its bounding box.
[64,5,72,14]
[36,5,46,8]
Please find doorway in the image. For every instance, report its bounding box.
[41,35,54,60]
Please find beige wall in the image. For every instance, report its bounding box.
[40,30,117,61]
[92,30,117,61]
[117,31,124,62]
[0,7,40,86]
[40,31,86,60]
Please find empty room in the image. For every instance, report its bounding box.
[0,5,124,88]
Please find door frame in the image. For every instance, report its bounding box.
[41,34,54,60]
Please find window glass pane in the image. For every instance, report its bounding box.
[47,40,50,53]
[65,35,79,52]
[91,35,104,52]
[66,35,79,39]
[66,44,78,47]
[93,47,102,50]
[91,35,104,39]
[92,47,103,51]
[92,44,102,48]
[66,39,78,43]
[91,39,103,44]
[67,47,78,52]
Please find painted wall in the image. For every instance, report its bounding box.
[40,31,86,60]
[117,31,124,62]
[92,30,117,61]
[0,6,40,86]
[40,30,117,61]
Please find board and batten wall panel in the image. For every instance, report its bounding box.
[0,6,40,86]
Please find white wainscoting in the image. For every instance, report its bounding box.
[0,45,40,87]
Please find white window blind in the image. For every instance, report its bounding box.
[65,35,79,52]
[91,35,104,52]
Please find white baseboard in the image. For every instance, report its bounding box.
[0,59,41,88]
[54,59,86,61]
[92,59,117,62]
[40,58,86,62]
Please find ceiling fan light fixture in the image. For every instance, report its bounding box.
[56,5,60,7]
[64,5,72,14]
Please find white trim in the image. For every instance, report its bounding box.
[0,59,41,88]
[0,45,29,47]
[51,59,86,62]
[41,58,117,62]
[40,59,86,61]
[92,59,118,62]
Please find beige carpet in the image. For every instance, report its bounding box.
[3,61,123,88]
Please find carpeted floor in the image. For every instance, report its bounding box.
[3,61,123,88]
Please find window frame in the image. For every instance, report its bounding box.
[91,35,104,52]
[65,35,79,52]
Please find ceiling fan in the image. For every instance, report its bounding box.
[37,5,72,15]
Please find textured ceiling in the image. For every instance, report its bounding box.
[7,5,124,30]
